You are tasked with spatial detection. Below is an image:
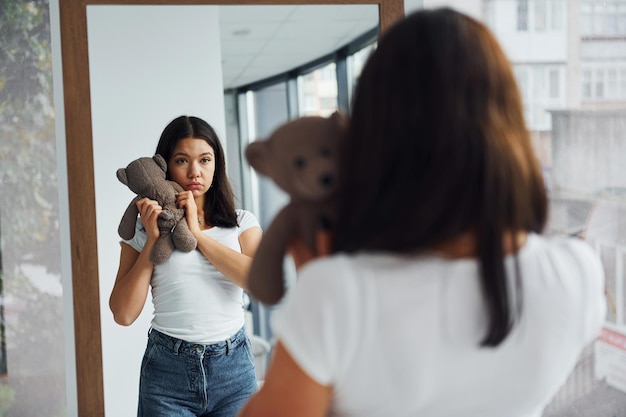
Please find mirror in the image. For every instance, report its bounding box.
[58,1,404,415]
[88,4,377,415]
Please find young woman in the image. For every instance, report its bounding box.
[238,8,607,417]
[110,115,262,417]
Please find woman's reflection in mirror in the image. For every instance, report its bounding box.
[109,115,263,417]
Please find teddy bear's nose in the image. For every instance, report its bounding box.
[320,174,334,188]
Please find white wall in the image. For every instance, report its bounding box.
[87,6,225,416]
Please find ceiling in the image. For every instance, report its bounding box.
[217,5,379,90]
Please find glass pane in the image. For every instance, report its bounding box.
[535,0,547,31]
[581,3,594,35]
[608,69,618,100]
[620,5,626,34]
[595,69,605,99]
[348,42,377,107]
[549,69,560,98]
[479,1,626,414]
[518,0,529,31]
[582,69,593,99]
[550,0,564,30]
[0,0,68,414]
[297,62,338,117]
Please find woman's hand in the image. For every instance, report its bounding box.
[136,198,162,243]
[287,230,333,270]
[176,191,201,234]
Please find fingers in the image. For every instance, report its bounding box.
[176,191,196,210]
[136,198,162,212]
[136,199,162,229]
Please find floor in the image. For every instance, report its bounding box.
[542,345,626,417]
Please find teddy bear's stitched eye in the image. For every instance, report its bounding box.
[294,157,306,169]
[320,148,331,157]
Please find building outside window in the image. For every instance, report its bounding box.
[297,62,338,117]
[582,1,626,36]
[517,0,564,32]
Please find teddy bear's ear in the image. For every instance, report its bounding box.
[330,111,349,129]
[153,154,167,173]
[245,141,270,176]
[116,168,128,185]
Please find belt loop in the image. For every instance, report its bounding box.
[226,337,233,356]
[173,339,182,355]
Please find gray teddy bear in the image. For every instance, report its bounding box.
[117,154,197,264]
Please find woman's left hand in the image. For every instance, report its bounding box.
[177,191,200,233]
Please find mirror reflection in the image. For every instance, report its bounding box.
[86,5,378,415]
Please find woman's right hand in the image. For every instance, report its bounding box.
[110,198,161,326]
[136,198,162,243]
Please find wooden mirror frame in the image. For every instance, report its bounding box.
[58,1,404,415]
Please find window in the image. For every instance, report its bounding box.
[582,66,626,102]
[583,1,626,36]
[232,27,377,362]
[347,42,376,105]
[582,3,594,35]
[620,4,626,34]
[608,69,618,99]
[513,64,564,130]
[297,62,338,117]
[597,3,618,35]
[549,68,560,98]
[515,67,530,101]
[550,0,564,30]
[582,69,593,99]
[518,0,529,31]
[535,0,547,31]
[518,0,565,32]
[595,69,605,98]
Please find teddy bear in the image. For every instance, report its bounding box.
[245,111,348,305]
[116,154,197,265]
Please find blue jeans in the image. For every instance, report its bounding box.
[138,327,257,417]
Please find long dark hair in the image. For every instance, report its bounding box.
[336,8,548,346]
[156,115,238,228]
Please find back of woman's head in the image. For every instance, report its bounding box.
[337,8,547,253]
[156,115,237,227]
[336,8,548,346]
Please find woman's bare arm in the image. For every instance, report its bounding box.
[109,198,161,326]
[238,341,332,417]
[193,225,262,291]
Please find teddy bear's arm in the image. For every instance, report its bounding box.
[247,204,302,305]
[118,196,141,240]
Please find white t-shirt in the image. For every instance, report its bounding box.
[123,209,260,343]
[272,234,607,417]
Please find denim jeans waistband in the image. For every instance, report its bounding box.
[148,326,247,356]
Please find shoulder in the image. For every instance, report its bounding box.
[520,234,605,288]
[236,209,261,231]
[295,255,367,302]
[525,234,602,273]
[120,217,147,252]
[522,234,606,331]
